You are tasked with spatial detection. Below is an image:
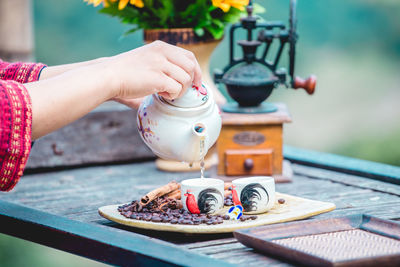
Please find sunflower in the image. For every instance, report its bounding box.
[84,0,104,7]
[212,0,249,12]
[116,0,144,9]
[84,0,144,10]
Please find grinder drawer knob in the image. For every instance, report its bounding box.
[244,158,254,171]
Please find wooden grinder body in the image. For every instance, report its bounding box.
[217,103,291,177]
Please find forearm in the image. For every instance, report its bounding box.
[26,62,115,140]
[38,57,108,80]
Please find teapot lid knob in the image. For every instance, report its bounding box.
[162,83,210,108]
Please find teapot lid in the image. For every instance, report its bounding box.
[162,83,209,108]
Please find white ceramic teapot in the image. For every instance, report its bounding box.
[137,83,222,163]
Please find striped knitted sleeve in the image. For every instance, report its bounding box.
[0,80,32,191]
[0,60,46,83]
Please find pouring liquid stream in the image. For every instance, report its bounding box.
[200,157,205,179]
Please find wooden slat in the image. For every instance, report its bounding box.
[291,164,400,196]
[284,145,400,184]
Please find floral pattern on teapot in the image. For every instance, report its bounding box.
[137,105,159,144]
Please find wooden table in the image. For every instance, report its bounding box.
[1,145,399,266]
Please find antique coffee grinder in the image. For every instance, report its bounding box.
[215,0,316,179]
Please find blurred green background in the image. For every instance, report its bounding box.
[1,0,399,266]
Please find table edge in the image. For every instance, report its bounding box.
[0,200,234,267]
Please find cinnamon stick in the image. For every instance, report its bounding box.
[166,189,181,200]
[140,181,180,205]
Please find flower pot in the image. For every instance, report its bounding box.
[144,28,226,105]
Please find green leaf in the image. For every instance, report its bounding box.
[253,3,266,14]
[194,27,205,36]
[222,7,243,23]
[123,26,140,36]
[205,24,224,39]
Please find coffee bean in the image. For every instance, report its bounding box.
[193,220,201,225]
[240,216,246,222]
[125,211,132,217]
[217,218,223,224]
[170,219,178,224]
[144,216,152,221]
[188,221,194,225]
[183,219,191,225]
[250,216,257,220]
[206,221,213,225]
[142,208,149,212]
[130,214,137,219]
[151,216,162,222]
[278,198,285,204]
[162,217,171,223]
[212,220,218,225]
[223,215,230,220]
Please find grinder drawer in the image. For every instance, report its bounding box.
[224,149,273,176]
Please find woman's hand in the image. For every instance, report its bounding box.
[25,41,202,140]
[107,41,202,101]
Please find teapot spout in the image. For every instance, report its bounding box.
[191,123,208,161]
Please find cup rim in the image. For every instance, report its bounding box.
[232,176,274,185]
[181,178,224,187]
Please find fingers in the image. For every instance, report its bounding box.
[162,61,192,98]
[184,51,202,88]
[157,73,183,100]
[160,42,202,88]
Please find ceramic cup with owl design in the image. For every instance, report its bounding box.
[232,176,275,214]
[181,178,224,214]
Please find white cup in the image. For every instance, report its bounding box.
[232,176,275,214]
[181,178,224,214]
